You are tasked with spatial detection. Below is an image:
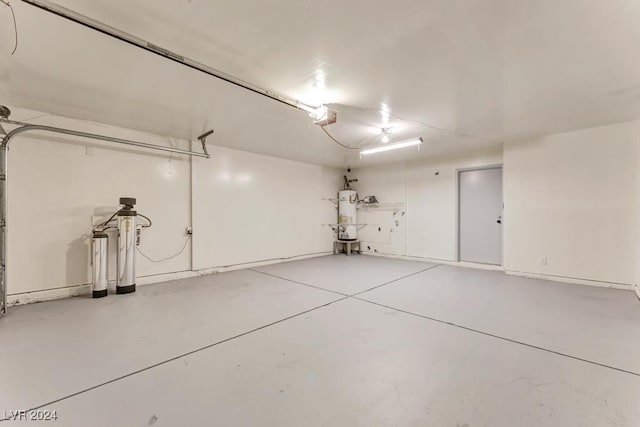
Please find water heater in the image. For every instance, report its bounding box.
[338,189,358,240]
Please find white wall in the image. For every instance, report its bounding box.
[355,146,504,260]
[355,120,640,288]
[503,120,639,285]
[6,104,640,302]
[192,146,340,270]
[5,107,341,302]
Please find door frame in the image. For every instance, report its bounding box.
[455,164,504,265]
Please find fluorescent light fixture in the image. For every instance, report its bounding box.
[360,137,423,156]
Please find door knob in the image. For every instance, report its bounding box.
[497,216,502,224]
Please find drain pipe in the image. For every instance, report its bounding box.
[20,0,323,117]
[0,117,212,316]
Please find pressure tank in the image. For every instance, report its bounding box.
[116,197,137,294]
[338,189,358,240]
[91,231,109,298]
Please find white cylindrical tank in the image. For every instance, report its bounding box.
[116,197,138,295]
[91,231,109,298]
[338,189,358,240]
[117,213,137,294]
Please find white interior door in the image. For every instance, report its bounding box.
[459,167,503,265]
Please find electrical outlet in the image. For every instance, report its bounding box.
[186,226,193,235]
[540,257,547,265]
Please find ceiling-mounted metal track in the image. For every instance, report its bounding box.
[0,118,211,158]
[20,0,321,116]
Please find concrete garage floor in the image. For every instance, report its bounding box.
[1,255,639,426]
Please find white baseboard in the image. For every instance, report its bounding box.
[193,251,331,276]
[504,270,633,291]
[360,250,634,291]
[7,251,332,308]
[10,251,634,307]
[409,256,504,272]
[8,284,93,307]
[360,250,504,271]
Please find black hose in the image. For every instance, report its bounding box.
[138,213,152,228]
[94,209,121,231]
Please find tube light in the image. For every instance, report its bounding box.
[360,137,423,155]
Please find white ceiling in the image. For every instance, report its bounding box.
[1,0,640,167]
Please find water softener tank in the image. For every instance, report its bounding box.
[91,231,109,298]
[338,189,358,240]
[116,197,137,294]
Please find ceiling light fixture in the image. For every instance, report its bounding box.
[360,137,423,156]
[379,127,393,143]
[309,105,328,121]
[310,105,337,126]
[381,103,390,125]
